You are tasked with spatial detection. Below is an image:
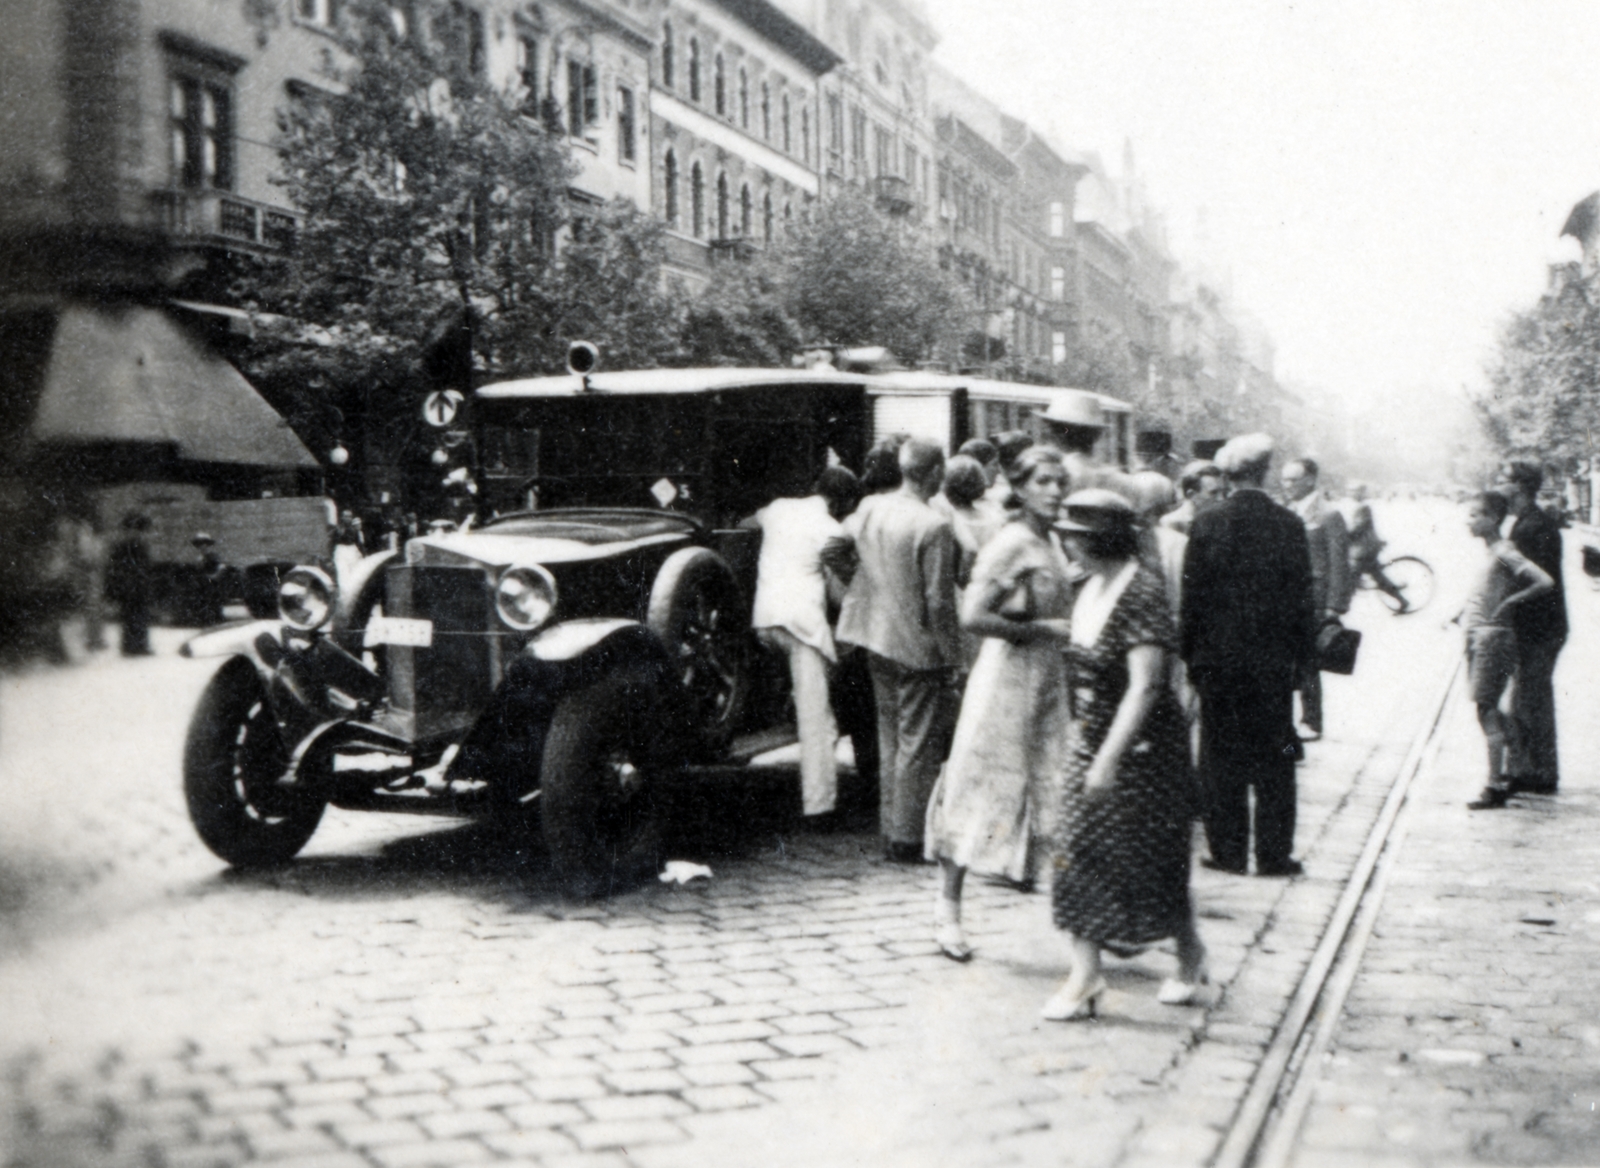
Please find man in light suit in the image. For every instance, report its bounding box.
[1281,458,1351,739]
[1496,460,1567,794]
[835,438,962,862]
[1181,434,1316,877]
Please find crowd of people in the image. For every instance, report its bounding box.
[748,420,1570,1022]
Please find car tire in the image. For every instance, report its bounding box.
[184,657,326,868]
[646,547,748,753]
[540,671,665,898]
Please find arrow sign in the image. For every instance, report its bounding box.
[423,389,465,428]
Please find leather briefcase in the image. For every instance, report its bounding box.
[1317,621,1361,675]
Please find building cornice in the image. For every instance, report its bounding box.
[705,0,841,75]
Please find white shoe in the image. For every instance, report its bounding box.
[1041,976,1106,1021]
[935,920,972,962]
[1156,969,1210,1006]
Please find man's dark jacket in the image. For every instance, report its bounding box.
[1180,488,1315,680]
[1508,506,1567,644]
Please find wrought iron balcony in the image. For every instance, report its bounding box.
[873,174,914,216]
[149,189,298,251]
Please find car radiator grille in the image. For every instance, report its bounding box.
[385,565,497,743]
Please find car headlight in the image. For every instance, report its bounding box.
[278,566,336,631]
[495,564,558,632]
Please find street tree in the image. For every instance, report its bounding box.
[239,0,678,478]
[781,189,972,366]
[1480,266,1600,472]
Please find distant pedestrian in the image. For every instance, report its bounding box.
[1343,483,1405,609]
[1045,489,1207,1019]
[748,468,856,818]
[108,513,154,656]
[1455,491,1553,810]
[834,439,962,863]
[1495,460,1568,794]
[957,438,1001,491]
[860,434,908,495]
[192,533,228,627]
[987,430,1034,513]
[1161,460,1224,535]
[1180,434,1315,878]
[924,446,1073,961]
[76,514,108,652]
[1038,394,1131,500]
[1281,458,1351,740]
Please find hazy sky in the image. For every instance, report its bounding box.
[923,0,1600,413]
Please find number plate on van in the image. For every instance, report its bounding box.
[365,616,434,647]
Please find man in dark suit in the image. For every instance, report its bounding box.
[1497,460,1567,794]
[1180,434,1316,877]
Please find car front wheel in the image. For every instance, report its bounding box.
[184,658,326,868]
[539,671,665,898]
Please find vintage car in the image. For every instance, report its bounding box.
[179,355,908,895]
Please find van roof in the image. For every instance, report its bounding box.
[475,367,873,399]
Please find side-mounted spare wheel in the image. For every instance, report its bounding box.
[184,657,326,868]
[540,670,666,898]
[646,547,748,753]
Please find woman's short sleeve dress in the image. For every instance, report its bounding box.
[1052,564,1195,949]
[924,522,1073,883]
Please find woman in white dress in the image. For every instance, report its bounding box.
[924,445,1074,961]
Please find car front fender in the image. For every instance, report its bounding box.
[180,620,286,678]
[526,617,643,662]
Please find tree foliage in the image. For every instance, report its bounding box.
[1479,266,1600,469]
[236,1,679,468]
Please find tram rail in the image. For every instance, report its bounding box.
[1212,655,1464,1168]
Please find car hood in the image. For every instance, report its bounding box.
[407,510,699,570]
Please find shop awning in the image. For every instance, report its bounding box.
[28,303,317,468]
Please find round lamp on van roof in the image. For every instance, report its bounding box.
[567,341,601,376]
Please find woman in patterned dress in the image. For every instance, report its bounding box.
[1043,489,1207,1020]
[924,446,1074,962]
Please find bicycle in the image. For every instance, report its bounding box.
[1354,553,1434,615]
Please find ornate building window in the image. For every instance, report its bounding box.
[167,44,236,191]
[781,94,791,153]
[691,161,705,237]
[664,149,679,227]
[763,191,773,243]
[617,86,636,164]
[566,59,597,140]
[688,38,701,103]
[761,83,771,140]
[739,183,752,236]
[739,68,749,128]
[714,53,726,116]
[716,171,729,239]
[662,22,674,88]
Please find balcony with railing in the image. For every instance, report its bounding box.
[149,189,298,251]
[873,174,914,216]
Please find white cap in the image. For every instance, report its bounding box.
[1215,432,1275,477]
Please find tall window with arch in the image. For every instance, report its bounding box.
[688,38,701,103]
[691,161,705,237]
[801,105,810,164]
[739,183,752,236]
[761,82,770,140]
[739,68,749,128]
[662,22,674,88]
[763,192,773,243]
[664,149,679,227]
[781,94,791,153]
[714,53,726,115]
[716,172,730,240]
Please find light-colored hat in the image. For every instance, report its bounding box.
[192,531,215,546]
[1215,432,1276,476]
[1038,390,1106,429]
[1055,487,1136,532]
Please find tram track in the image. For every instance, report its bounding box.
[1211,653,1464,1168]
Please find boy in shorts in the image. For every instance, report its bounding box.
[1457,491,1554,809]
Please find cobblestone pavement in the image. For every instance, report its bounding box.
[0,504,1465,1168]
[1291,539,1600,1168]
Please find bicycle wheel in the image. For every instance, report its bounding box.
[1376,555,1434,614]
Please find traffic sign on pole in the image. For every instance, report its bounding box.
[423,389,465,428]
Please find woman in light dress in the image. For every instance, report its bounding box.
[924,445,1074,962]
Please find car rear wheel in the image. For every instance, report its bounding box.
[540,671,665,898]
[647,547,748,752]
[184,658,326,868]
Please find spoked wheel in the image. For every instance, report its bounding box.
[1369,555,1434,615]
[184,658,326,867]
[647,548,748,752]
[539,671,665,898]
